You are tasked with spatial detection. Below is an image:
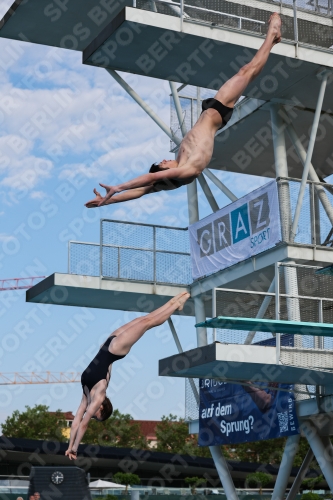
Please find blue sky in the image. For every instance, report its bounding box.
[0,10,270,425]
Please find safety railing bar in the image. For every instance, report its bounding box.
[151,0,266,23]
[214,287,276,296]
[215,287,333,303]
[277,262,323,270]
[101,276,191,286]
[69,240,100,246]
[69,242,190,254]
[100,244,190,255]
[278,176,333,188]
[100,218,188,231]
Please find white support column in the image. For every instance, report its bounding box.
[244,279,275,345]
[209,446,239,500]
[271,105,302,500]
[169,81,187,137]
[197,174,219,212]
[290,71,329,242]
[107,69,180,145]
[301,420,333,491]
[204,169,238,202]
[286,449,314,500]
[194,291,239,499]
[270,103,292,242]
[285,121,333,227]
[194,296,208,347]
[167,318,199,404]
[272,434,301,500]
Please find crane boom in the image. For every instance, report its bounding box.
[0,372,81,385]
[0,276,45,291]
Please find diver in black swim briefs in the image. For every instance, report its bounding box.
[65,292,190,461]
[85,14,281,209]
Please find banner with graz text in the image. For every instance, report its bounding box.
[188,180,281,279]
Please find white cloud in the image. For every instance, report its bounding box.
[0,233,15,242]
[30,191,47,200]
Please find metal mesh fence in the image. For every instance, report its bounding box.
[137,0,333,52]
[69,242,100,276]
[279,178,333,246]
[185,378,200,420]
[101,220,192,284]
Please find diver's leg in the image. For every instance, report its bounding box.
[110,293,190,355]
[215,13,281,108]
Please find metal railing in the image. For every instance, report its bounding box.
[68,178,333,284]
[69,220,192,286]
[279,177,333,247]
[134,0,333,52]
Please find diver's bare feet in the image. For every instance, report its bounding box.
[177,292,190,311]
[268,13,281,45]
[170,292,189,307]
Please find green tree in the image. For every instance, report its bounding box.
[302,475,323,492]
[301,493,322,500]
[185,477,206,494]
[155,414,225,458]
[113,472,140,492]
[232,439,285,464]
[1,405,66,442]
[245,472,273,494]
[83,409,148,448]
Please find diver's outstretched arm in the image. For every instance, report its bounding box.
[93,164,197,207]
[85,186,155,208]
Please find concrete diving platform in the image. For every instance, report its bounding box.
[26,272,198,315]
[159,342,333,386]
[83,7,333,112]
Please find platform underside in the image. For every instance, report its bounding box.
[0,0,131,50]
[25,273,198,315]
[159,343,333,386]
[211,100,333,179]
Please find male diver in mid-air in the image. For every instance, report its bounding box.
[85,14,281,209]
[65,292,190,460]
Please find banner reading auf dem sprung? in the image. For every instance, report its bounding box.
[198,337,300,446]
[189,180,281,280]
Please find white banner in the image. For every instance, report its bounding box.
[189,181,281,280]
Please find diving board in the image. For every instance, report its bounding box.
[159,342,333,386]
[26,272,198,315]
[315,264,333,276]
[196,316,333,337]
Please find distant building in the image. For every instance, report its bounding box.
[51,412,160,446]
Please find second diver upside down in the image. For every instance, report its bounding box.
[85,14,282,209]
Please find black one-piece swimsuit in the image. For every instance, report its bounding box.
[81,336,125,396]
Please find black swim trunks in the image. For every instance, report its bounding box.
[201,98,233,130]
[153,177,184,192]
[81,336,125,395]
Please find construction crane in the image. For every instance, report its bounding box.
[0,372,81,385]
[0,276,45,291]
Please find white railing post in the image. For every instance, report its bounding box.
[180,0,184,31]
[293,0,299,57]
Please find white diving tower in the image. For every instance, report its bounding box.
[2,0,333,497]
